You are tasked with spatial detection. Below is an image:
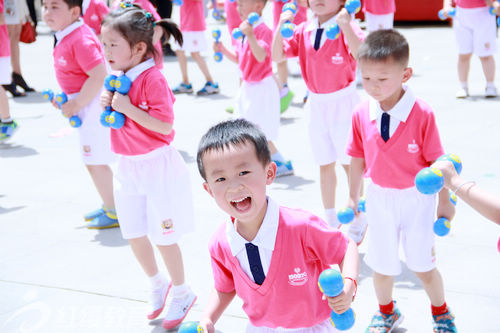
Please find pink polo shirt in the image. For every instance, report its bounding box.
[225,0,241,33]
[235,21,273,83]
[283,17,364,94]
[110,59,175,156]
[0,0,10,58]
[455,0,487,8]
[53,20,105,94]
[272,1,308,30]
[180,0,205,32]
[347,97,444,189]
[363,0,395,15]
[82,0,109,35]
[209,205,349,329]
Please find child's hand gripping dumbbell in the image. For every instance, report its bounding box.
[318,269,356,330]
[42,89,82,128]
[212,29,223,62]
[280,3,297,38]
[324,0,361,41]
[211,0,223,21]
[178,321,204,332]
[101,74,131,129]
[415,154,462,236]
[337,197,366,225]
[232,12,260,39]
[438,7,456,20]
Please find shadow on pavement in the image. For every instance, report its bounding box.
[0,143,38,158]
[0,205,25,215]
[273,175,315,191]
[91,227,128,247]
[10,92,47,104]
[179,150,196,164]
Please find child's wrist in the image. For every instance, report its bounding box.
[343,277,357,301]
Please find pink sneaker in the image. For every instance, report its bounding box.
[162,288,197,329]
[147,280,172,320]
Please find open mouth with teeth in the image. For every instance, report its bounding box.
[230,196,252,213]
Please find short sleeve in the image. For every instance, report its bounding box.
[96,1,110,19]
[74,35,105,73]
[143,72,175,124]
[305,214,349,265]
[420,108,444,163]
[346,107,365,158]
[257,27,272,56]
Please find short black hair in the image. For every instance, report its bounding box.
[197,119,271,181]
[62,0,82,12]
[357,29,409,66]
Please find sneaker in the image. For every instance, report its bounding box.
[148,280,172,320]
[83,207,105,222]
[196,81,219,96]
[366,305,403,333]
[347,213,368,246]
[162,288,197,329]
[225,106,234,114]
[275,160,294,177]
[172,83,193,94]
[455,87,469,99]
[0,120,18,141]
[485,86,498,98]
[280,90,294,114]
[87,210,119,229]
[432,309,457,333]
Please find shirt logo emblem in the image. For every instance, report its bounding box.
[138,101,149,111]
[91,14,98,21]
[331,53,343,65]
[288,267,308,286]
[57,56,67,67]
[408,140,419,153]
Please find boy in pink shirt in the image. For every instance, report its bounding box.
[43,0,118,229]
[363,0,395,32]
[196,119,359,332]
[0,0,18,141]
[346,30,457,332]
[82,0,109,36]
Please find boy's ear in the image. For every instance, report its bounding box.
[402,67,413,83]
[70,5,81,20]
[266,161,277,185]
[203,182,214,197]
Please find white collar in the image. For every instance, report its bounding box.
[226,197,279,257]
[305,14,338,32]
[252,17,265,29]
[82,0,91,14]
[369,85,416,122]
[122,58,155,82]
[55,18,84,46]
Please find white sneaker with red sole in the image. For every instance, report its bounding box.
[147,280,172,320]
[162,288,197,329]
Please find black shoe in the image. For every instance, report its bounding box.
[2,82,26,97]
[12,72,35,92]
[163,43,176,57]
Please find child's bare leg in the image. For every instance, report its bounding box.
[414,268,445,306]
[373,271,394,306]
[85,164,115,209]
[191,51,214,82]
[320,162,337,209]
[0,86,10,119]
[129,236,159,277]
[157,243,185,286]
[175,50,190,84]
[457,53,472,84]
[479,55,495,83]
[276,60,288,88]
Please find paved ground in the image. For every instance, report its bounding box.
[1,6,500,333]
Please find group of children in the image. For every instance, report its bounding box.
[1,0,500,332]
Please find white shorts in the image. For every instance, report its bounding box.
[68,92,116,165]
[0,57,12,84]
[236,75,280,142]
[246,318,337,333]
[364,182,437,276]
[453,6,497,57]
[4,0,20,25]
[365,12,394,32]
[172,31,208,53]
[307,83,359,166]
[114,145,195,245]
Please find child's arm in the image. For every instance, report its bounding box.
[486,0,500,11]
[326,239,359,314]
[213,41,238,63]
[199,289,236,333]
[442,0,453,11]
[336,8,363,59]
[347,157,365,213]
[432,160,500,225]
[111,93,173,135]
[60,63,107,118]
[434,159,456,221]
[271,10,295,63]
[240,21,266,62]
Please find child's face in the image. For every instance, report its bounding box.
[308,0,343,16]
[202,142,276,226]
[237,0,263,21]
[359,58,412,105]
[42,0,80,31]
[101,25,142,72]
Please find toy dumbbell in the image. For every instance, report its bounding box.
[415,154,462,195]
[498,16,500,26]
[434,217,451,237]
[318,269,356,330]
[108,75,131,129]
[178,321,204,333]
[43,89,82,128]
[337,198,367,224]
[172,0,182,5]
[212,0,223,21]
[42,88,54,102]
[438,8,456,20]
[212,29,223,62]
[232,12,260,39]
[326,24,340,40]
[489,7,497,15]
[280,3,297,38]
[345,0,361,14]
[101,74,117,127]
